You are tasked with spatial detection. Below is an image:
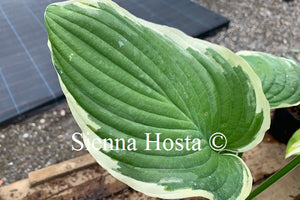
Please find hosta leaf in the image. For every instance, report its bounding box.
[44,0,270,199]
[286,129,300,158]
[237,51,300,108]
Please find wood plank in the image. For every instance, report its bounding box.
[0,179,30,200]
[0,164,128,200]
[28,154,97,187]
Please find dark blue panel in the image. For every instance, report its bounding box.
[0,0,228,124]
[113,0,229,37]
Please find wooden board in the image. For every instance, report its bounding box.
[0,160,128,200]
[28,154,96,187]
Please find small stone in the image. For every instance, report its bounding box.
[40,119,45,124]
[60,110,66,116]
[283,39,287,44]
[8,162,13,166]
[22,133,29,138]
[53,111,57,115]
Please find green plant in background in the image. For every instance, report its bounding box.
[246,129,300,200]
[44,0,300,199]
[286,129,300,158]
[236,51,300,199]
[237,51,300,108]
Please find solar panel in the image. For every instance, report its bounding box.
[0,0,229,124]
[114,0,229,37]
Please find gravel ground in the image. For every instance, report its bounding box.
[0,102,85,186]
[0,0,299,187]
[196,0,300,58]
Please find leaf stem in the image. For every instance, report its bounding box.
[246,155,300,200]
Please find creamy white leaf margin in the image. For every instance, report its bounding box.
[286,129,300,159]
[47,0,270,199]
